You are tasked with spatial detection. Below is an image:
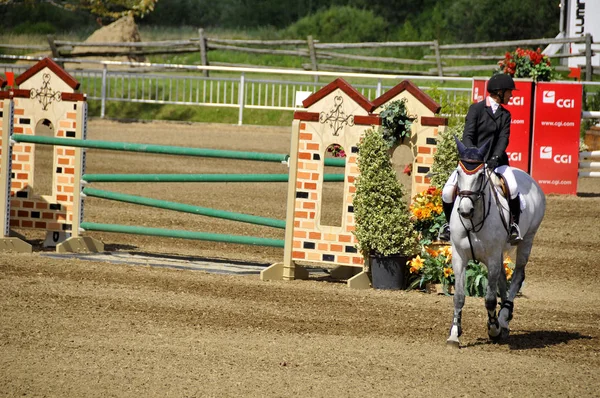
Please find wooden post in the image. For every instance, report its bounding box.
[585,33,593,81]
[46,35,64,68]
[307,35,318,83]
[433,40,443,77]
[198,28,209,78]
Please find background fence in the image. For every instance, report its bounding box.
[1,32,597,79]
[0,58,477,124]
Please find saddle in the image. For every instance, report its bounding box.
[489,171,510,199]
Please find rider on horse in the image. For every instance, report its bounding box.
[439,73,523,245]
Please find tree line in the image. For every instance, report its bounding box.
[0,0,560,44]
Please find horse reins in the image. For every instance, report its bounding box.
[486,169,512,236]
[456,160,494,261]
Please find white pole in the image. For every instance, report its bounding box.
[101,64,107,118]
[238,73,245,126]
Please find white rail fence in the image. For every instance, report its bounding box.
[0,56,475,124]
[2,57,600,178]
[579,151,600,178]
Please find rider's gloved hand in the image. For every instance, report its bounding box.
[487,156,499,170]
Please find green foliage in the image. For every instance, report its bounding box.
[0,2,96,33]
[379,99,414,147]
[0,0,157,22]
[12,22,56,35]
[430,122,464,188]
[426,86,471,127]
[465,260,488,297]
[284,6,388,42]
[445,0,560,43]
[353,128,420,257]
[0,0,560,43]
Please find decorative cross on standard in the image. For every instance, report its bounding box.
[30,73,62,111]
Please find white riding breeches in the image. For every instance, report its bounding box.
[441,165,518,203]
[442,170,458,203]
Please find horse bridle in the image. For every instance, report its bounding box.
[456,158,493,233]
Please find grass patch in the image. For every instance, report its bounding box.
[87,101,294,126]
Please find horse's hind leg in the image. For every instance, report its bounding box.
[499,237,534,335]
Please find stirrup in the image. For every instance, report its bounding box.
[438,223,450,242]
[509,223,523,245]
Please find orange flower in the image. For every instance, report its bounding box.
[408,255,424,274]
[443,267,454,278]
[426,247,438,257]
[438,245,452,262]
[503,256,514,280]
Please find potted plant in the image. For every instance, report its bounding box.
[497,47,555,82]
[379,98,415,147]
[353,126,420,290]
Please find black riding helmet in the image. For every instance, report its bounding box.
[487,74,516,104]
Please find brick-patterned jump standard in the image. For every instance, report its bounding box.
[261,78,447,289]
[0,58,102,253]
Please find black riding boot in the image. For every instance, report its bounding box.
[437,201,455,242]
[508,195,523,245]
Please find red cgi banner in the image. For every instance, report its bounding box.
[471,78,487,103]
[503,80,534,172]
[471,78,534,172]
[531,82,582,195]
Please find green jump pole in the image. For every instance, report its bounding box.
[11,134,346,167]
[82,173,346,183]
[83,187,286,229]
[80,222,285,248]
[13,135,288,163]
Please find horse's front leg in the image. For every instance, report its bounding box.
[485,254,504,341]
[447,251,467,347]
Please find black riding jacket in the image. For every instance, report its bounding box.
[462,98,511,167]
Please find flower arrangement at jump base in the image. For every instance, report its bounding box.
[408,244,454,294]
[407,246,516,297]
[409,186,445,242]
[497,47,554,82]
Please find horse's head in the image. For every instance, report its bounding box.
[454,137,492,220]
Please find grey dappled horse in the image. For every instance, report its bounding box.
[447,138,546,347]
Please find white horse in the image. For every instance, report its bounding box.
[447,138,546,347]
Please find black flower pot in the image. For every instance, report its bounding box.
[370,254,410,290]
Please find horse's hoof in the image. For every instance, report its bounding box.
[446,337,460,349]
[501,327,510,339]
[488,320,501,340]
[488,329,502,342]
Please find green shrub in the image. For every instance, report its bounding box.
[284,6,388,43]
[353,128,419,257]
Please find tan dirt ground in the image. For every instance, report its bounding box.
[1,120,600,397]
